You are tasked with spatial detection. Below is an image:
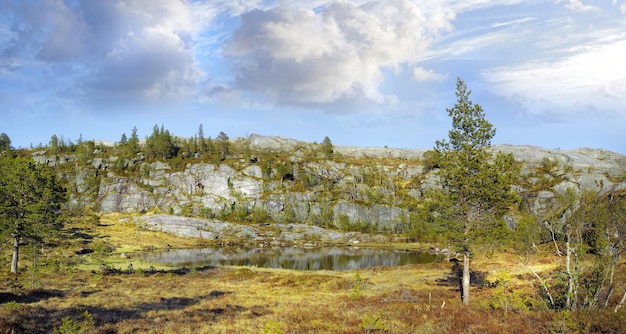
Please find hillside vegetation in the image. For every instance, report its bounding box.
[2,126,626,332]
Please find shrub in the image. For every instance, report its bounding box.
[55,311,94,334]
[263,320,283,334]
[359,312,388,333]
[351,273,365,300]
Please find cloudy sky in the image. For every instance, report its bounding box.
[1,0,625,154]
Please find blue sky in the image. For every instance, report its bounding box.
[1,0,625,154]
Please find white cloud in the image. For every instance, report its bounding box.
[483,36,626,114]
[2,0,200,103]
[224,0,451,107]
[562,0,600,12]
[490,17,534,28]
[413,66,447,82]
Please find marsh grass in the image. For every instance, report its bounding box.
[1,214,626,333]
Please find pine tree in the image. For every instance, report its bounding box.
[0,156,67,273]
[145,124,177,160]
[216,131,230,161]
[320,136,334,159]
[198,124,207,154]
[430,78,519,305]
[0,133,11,153]
[128,126,140,155]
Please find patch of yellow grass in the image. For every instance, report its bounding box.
[4,215,623,333]
[96,213,205,252]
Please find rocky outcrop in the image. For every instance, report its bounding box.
[135,214,389,245]
[135,214,259,240]
[333,201,409,232]
[36,134,626,233]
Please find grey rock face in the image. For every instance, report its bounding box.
[98,178,155,213]
[32,136,626,235]
[135,214,259,239]
[333,201,409,232]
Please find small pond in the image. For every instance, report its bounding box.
[141,247,440,271]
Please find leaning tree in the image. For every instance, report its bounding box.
[429,78,519,305]
[0,156,67,273]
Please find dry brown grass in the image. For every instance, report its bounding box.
[1,215,626,333]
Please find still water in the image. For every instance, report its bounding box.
[141,247,438,271]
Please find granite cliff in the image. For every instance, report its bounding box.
[32,134,626,235]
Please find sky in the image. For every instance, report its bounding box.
[0,0,625,154]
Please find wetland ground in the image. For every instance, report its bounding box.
[1,213,625,333]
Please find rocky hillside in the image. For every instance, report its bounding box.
[32,134,626,233]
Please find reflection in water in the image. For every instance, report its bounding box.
[141,247,438,271]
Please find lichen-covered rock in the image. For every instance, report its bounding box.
[31,135,626,234]
[135,214,259,239]
[333,201,409,232]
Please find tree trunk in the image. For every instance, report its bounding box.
[11,235,20,274]
[602,250,619,309]
[566,238,573,310]
[614,290,626,313]
[462,250,470,305]
[522,261,555,308]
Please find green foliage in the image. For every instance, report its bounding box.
[128,126,140,155]
[3,300,20,311]
[359,312,388,333]
[0,132,12,152]
[275,162,292,182]
[49,134,60,153]
[428,78,520,305]
[351,273,365,299]
[55,311,94,334]
[560,189,626,310]
[320,136,334,159]
[75,139,96,164]
[337,213,351,231]
[145,124,178,160]
[197,124,208,154]
[91,239,111,267]
[512,215,542,263]
[0,156,67,272]
[488,271,530,314]
[250,205,271,223]
[430,78,519,249]
[550,311,580,334]
[421,150,439,171]
[116,126,141,160]
[216,131,230,161]
[199,207,214,219]
[263,320,284,334]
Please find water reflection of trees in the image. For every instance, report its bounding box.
[142,247,438,271]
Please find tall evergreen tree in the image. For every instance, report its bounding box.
[198,124,207,154]
[216,131,230,161]
[320,136,334,159]
[429,78,519,305]
[0,133,11,153]
[128,126,140,155]
[119,133,128,146]
[0,157,67,273]
[145,124,177,160]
